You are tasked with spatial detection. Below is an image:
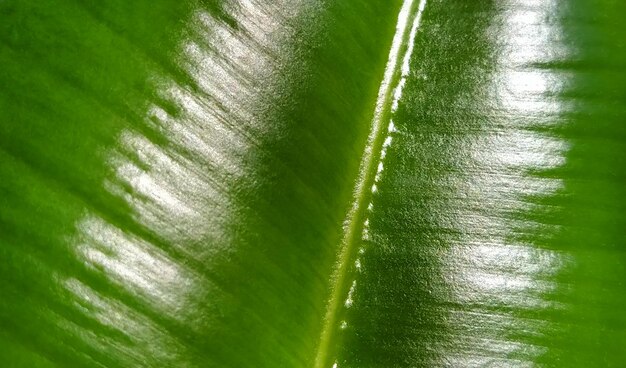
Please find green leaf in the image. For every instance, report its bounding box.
[1,0,625,367]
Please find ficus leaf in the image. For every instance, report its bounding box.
[1,0,625,367]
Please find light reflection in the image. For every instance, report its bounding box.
[344,280,357,308]
[63,278,190,367]
[440,0,573,364]
[64,0,311,363]
[74,215,198,311]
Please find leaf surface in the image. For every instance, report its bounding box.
[333,0,626,366]
[1,0,625,367]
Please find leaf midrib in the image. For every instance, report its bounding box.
[313,1,428,367]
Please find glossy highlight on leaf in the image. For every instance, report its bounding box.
[1,0,625,367]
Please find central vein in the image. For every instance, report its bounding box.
[313,0,428,367]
